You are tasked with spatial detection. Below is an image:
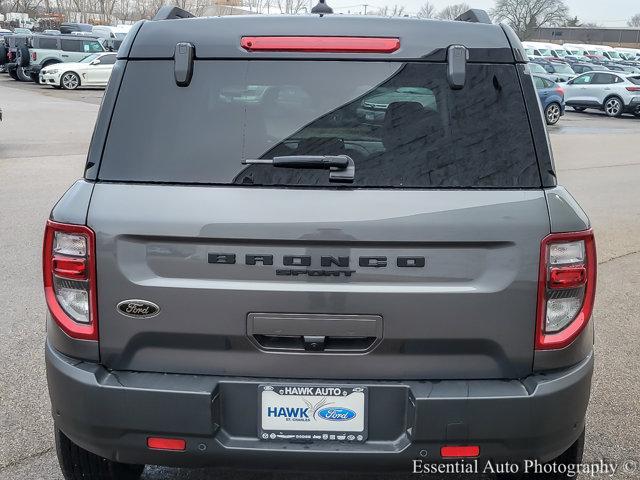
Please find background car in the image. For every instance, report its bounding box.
[563,72,640,117]
[568,63,611,75]
[39,52,117,90]
[533,75,565,125]
[531,58,576,82]
[21,34,105,82]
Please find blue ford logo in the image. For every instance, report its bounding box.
[317,407,356,421]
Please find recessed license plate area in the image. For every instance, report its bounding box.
[259,385,368,442]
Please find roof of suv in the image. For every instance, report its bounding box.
[120,15,522,62]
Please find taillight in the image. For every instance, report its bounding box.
[31,51,37,61]
[536,230,596,350]
[43,220,98,341]
[555,86,564,95]
[626,86,640,92]
[240,36,400,53]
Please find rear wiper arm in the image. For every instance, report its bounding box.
[242,155,355,183]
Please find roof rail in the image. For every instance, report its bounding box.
[455,9,492,24]
[153,5,195,20]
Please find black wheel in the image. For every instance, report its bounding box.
[8,68,18,80]
[496,430,585,479]
[61,71,80,90]
[55,429,145,480]
[15,66,32,82]
[572,106,587,112]
[0,44,7,65]
[545,102,562,125]
[633,106,640,118]
[30,72,40,83]
[604,96,623,117]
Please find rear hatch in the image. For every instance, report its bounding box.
[89,57,550,380]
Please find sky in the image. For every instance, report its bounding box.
[326,0,640,26]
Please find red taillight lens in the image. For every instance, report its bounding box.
[441,446,480,458]
[43,220,98,341]
[536,230,596,350]
[147,437,186,451]
[555,86,564,95]
[549,265,586,289]
[626,86,640,92]
[241,36,400,53]
[31,51,37,61]
[52,256,87,280]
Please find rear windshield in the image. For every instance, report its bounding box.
[98,61,541,188]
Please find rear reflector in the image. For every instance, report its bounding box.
[147,437,186,451]
[441,446,480,458]
[241,36,400,53]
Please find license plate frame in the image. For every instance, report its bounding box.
[258,384,368,443]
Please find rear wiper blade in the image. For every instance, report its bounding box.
[242,155,355,183]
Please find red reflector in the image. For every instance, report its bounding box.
[147,437,186,451]
[549,265,586,289]
[52,256,87,280]
[241,36,400,53]
[32,51,37,61]
[626,86,640,92]
[441,446,480,458]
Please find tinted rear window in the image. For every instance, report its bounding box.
[99,61,541,188]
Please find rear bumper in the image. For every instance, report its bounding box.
[46,342,593,471]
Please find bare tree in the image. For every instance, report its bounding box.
[417,1,435,19]
[375,4,405,17]
[629,13,640,28]
[492,0,569,40]
[436,3,469,20]
[275,0,306,14]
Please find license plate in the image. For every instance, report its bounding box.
[259,385,367,442]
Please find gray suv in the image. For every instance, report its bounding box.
[44,6,596,480]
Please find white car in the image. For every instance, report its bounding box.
[563,72,640,117]
[39,52,117,90]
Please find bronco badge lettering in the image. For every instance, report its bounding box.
[208,253,425,276]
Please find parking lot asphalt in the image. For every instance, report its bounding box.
[1,76,639,480]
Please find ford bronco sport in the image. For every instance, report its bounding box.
[44,5,596,480]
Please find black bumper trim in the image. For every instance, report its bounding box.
[46,342,593,471]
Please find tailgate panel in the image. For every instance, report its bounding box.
[89,185,549,379]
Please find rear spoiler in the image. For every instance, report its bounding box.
[455,9,492,24]
[153,5,194,20]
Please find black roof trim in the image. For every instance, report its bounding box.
[153,5,195,20]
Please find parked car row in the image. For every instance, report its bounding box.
[523,41,640,120]
[0,28,120,89]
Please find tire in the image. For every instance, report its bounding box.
[15,66,32,82]
[17,44,30,67]
[55,429,145,480]
[545,102,562,125]
[0,44,7,65]
[30,72,40,83]
[497,430,585,479]
[61,71,80,90]
[633,106,640,118]
[572,106,587,112]
[8,68,18,80]
[603,96,623,117]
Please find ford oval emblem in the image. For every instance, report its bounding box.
[317,407,356,421]
[116,299,160,318]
